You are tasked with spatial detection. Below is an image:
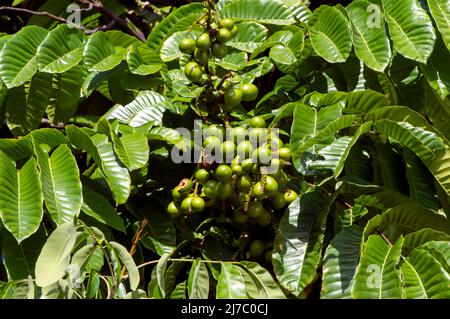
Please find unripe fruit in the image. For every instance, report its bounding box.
[172,187,183,202]
[195,169,210,184]
[240,83,259,102]
[191,196,206,212]
[167,201,181,217]
[237,141,253,158]
[224,88,243,108]
[231,192,249,207]
[230,25,239,38]
[194,49,210,66]
[220,141,236,159]
[249,240,265,257]
[264,176,279,196]
[181,197,193,214]
[256,209,272,227]
[179,38,196,54]
[178,178,193,195]
[205,124,225,139]
[216,28,232,43]
[228,127,247,144]
[237,174,253,193]
[252,146,272,165]
[279,147,291,161]
[249,116,266,128]
[233,210,249,224]
[232,164,243,176]
[241,158,259,174]
[204,179,219,199]
[284,189,298,203]
[203,136,222,153]
[217,181,233,199]
[184,61,203,82]
[212,42,228,58]
[253,182,267,200]
[248,201,264,218]
[216,165,233,182]
[248,128,267,143]
[270,192,286,209]
[220,18,235,31]
[196,33,212,50]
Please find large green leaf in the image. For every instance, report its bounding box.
[238,262,286,298]
[140,211,176,257]
[220,0,295,25]
[112,132,149,171]
[0,154,42,243]
[36,24,86,73]
[127,44,164,76]
[272,191,327,296]
[401,247,450,298]
[345,90,389,114]
[109,241,140,290]
[352,235,403,299]
[310,7,352,63]
[35,222,77,287]
[0,26,48,88]
[34,143,82,225]
[216,263,247,299]
[147,3,204,51]
[346,1,391,72]
[227,22,268,53]
[382,0,436,63]
[83,31,127,72]
[427,0,450,52]
[187,259,210,299]
[321,225,363,299]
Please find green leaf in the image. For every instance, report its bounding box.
[108,91,168,127]
[427,0,450,52]
[0,26,48,88]
[227,22,268,53]
[36,24,86,73]
[345,90,389,114]
[310,7,352,63]
[321,225,363,299]
[352,235,403,298]
[238,261,286,298]
[34,143,82,224]
[421,37,450,100]
[81,186,126,232]
[216,263,247,299]
[401,247,450,298]
[346,1,391,72]
[272,191,327,296]
[109,241,140,290]
[112,132,149,171]
[0,154,42,243]
[140,211,176,256]
[220,0,295,25]
[156,253,170,298]
[187,259,210,299]
[160,29,202,62]
[127,43,165,75]
[35,222,77,287]
[147,3,204,51]
[71,244,104,273]
[382,0,436,63]
[403,229,450,253]
[0,137,33,161]
[83,31,127,72]
[91,134,131,205]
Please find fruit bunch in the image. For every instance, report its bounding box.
[180,18,238,83]
[166,116,299,230]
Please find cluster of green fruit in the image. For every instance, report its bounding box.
[181,18,238,82]
[166,116,298,228]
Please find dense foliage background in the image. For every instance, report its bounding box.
[0,0,449,299]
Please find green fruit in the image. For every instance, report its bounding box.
[204,197,217,207]
[204,179,219,199]
[264,176,279,196]
[269,158,281,172]
[284,189,298,203]
[216,165,233,182]
[217,181,233,199]
[220,141,236,160]
[271,137,284,150]
[256,209,272,227]
[231,192,249,207]
[233,210,249,224]
[237,174,253,193]
[252,146,272,165]
[240,83,259,102]
[191,196,206,212]
[228,127,247,144]
[220,18,235,30]
[172,187,183,202]
[216,28,232,43]
[203,136,222,153]
[253,182,267,200]
[212,42,228,58]
[222,78,232,90]
[196,33,212,50]
[195,169,210,184]
[232,164,243,175]
[224,88,243,108]
[279,147,291,161]
[248,128,267,144]
[230,25,239,38]
[237,141,253,158]
[179,38,196,54]
[178,178,193,195]
[247,201,264,218]
[241,158,259,174]
[184,61,203,82]
[270,192,286,209]
[205,125,225,139]
[181,197,193,214]
[194,49,210,66]
[249,240,265,257]
[167,201,181,217]
[249,116,266,128]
